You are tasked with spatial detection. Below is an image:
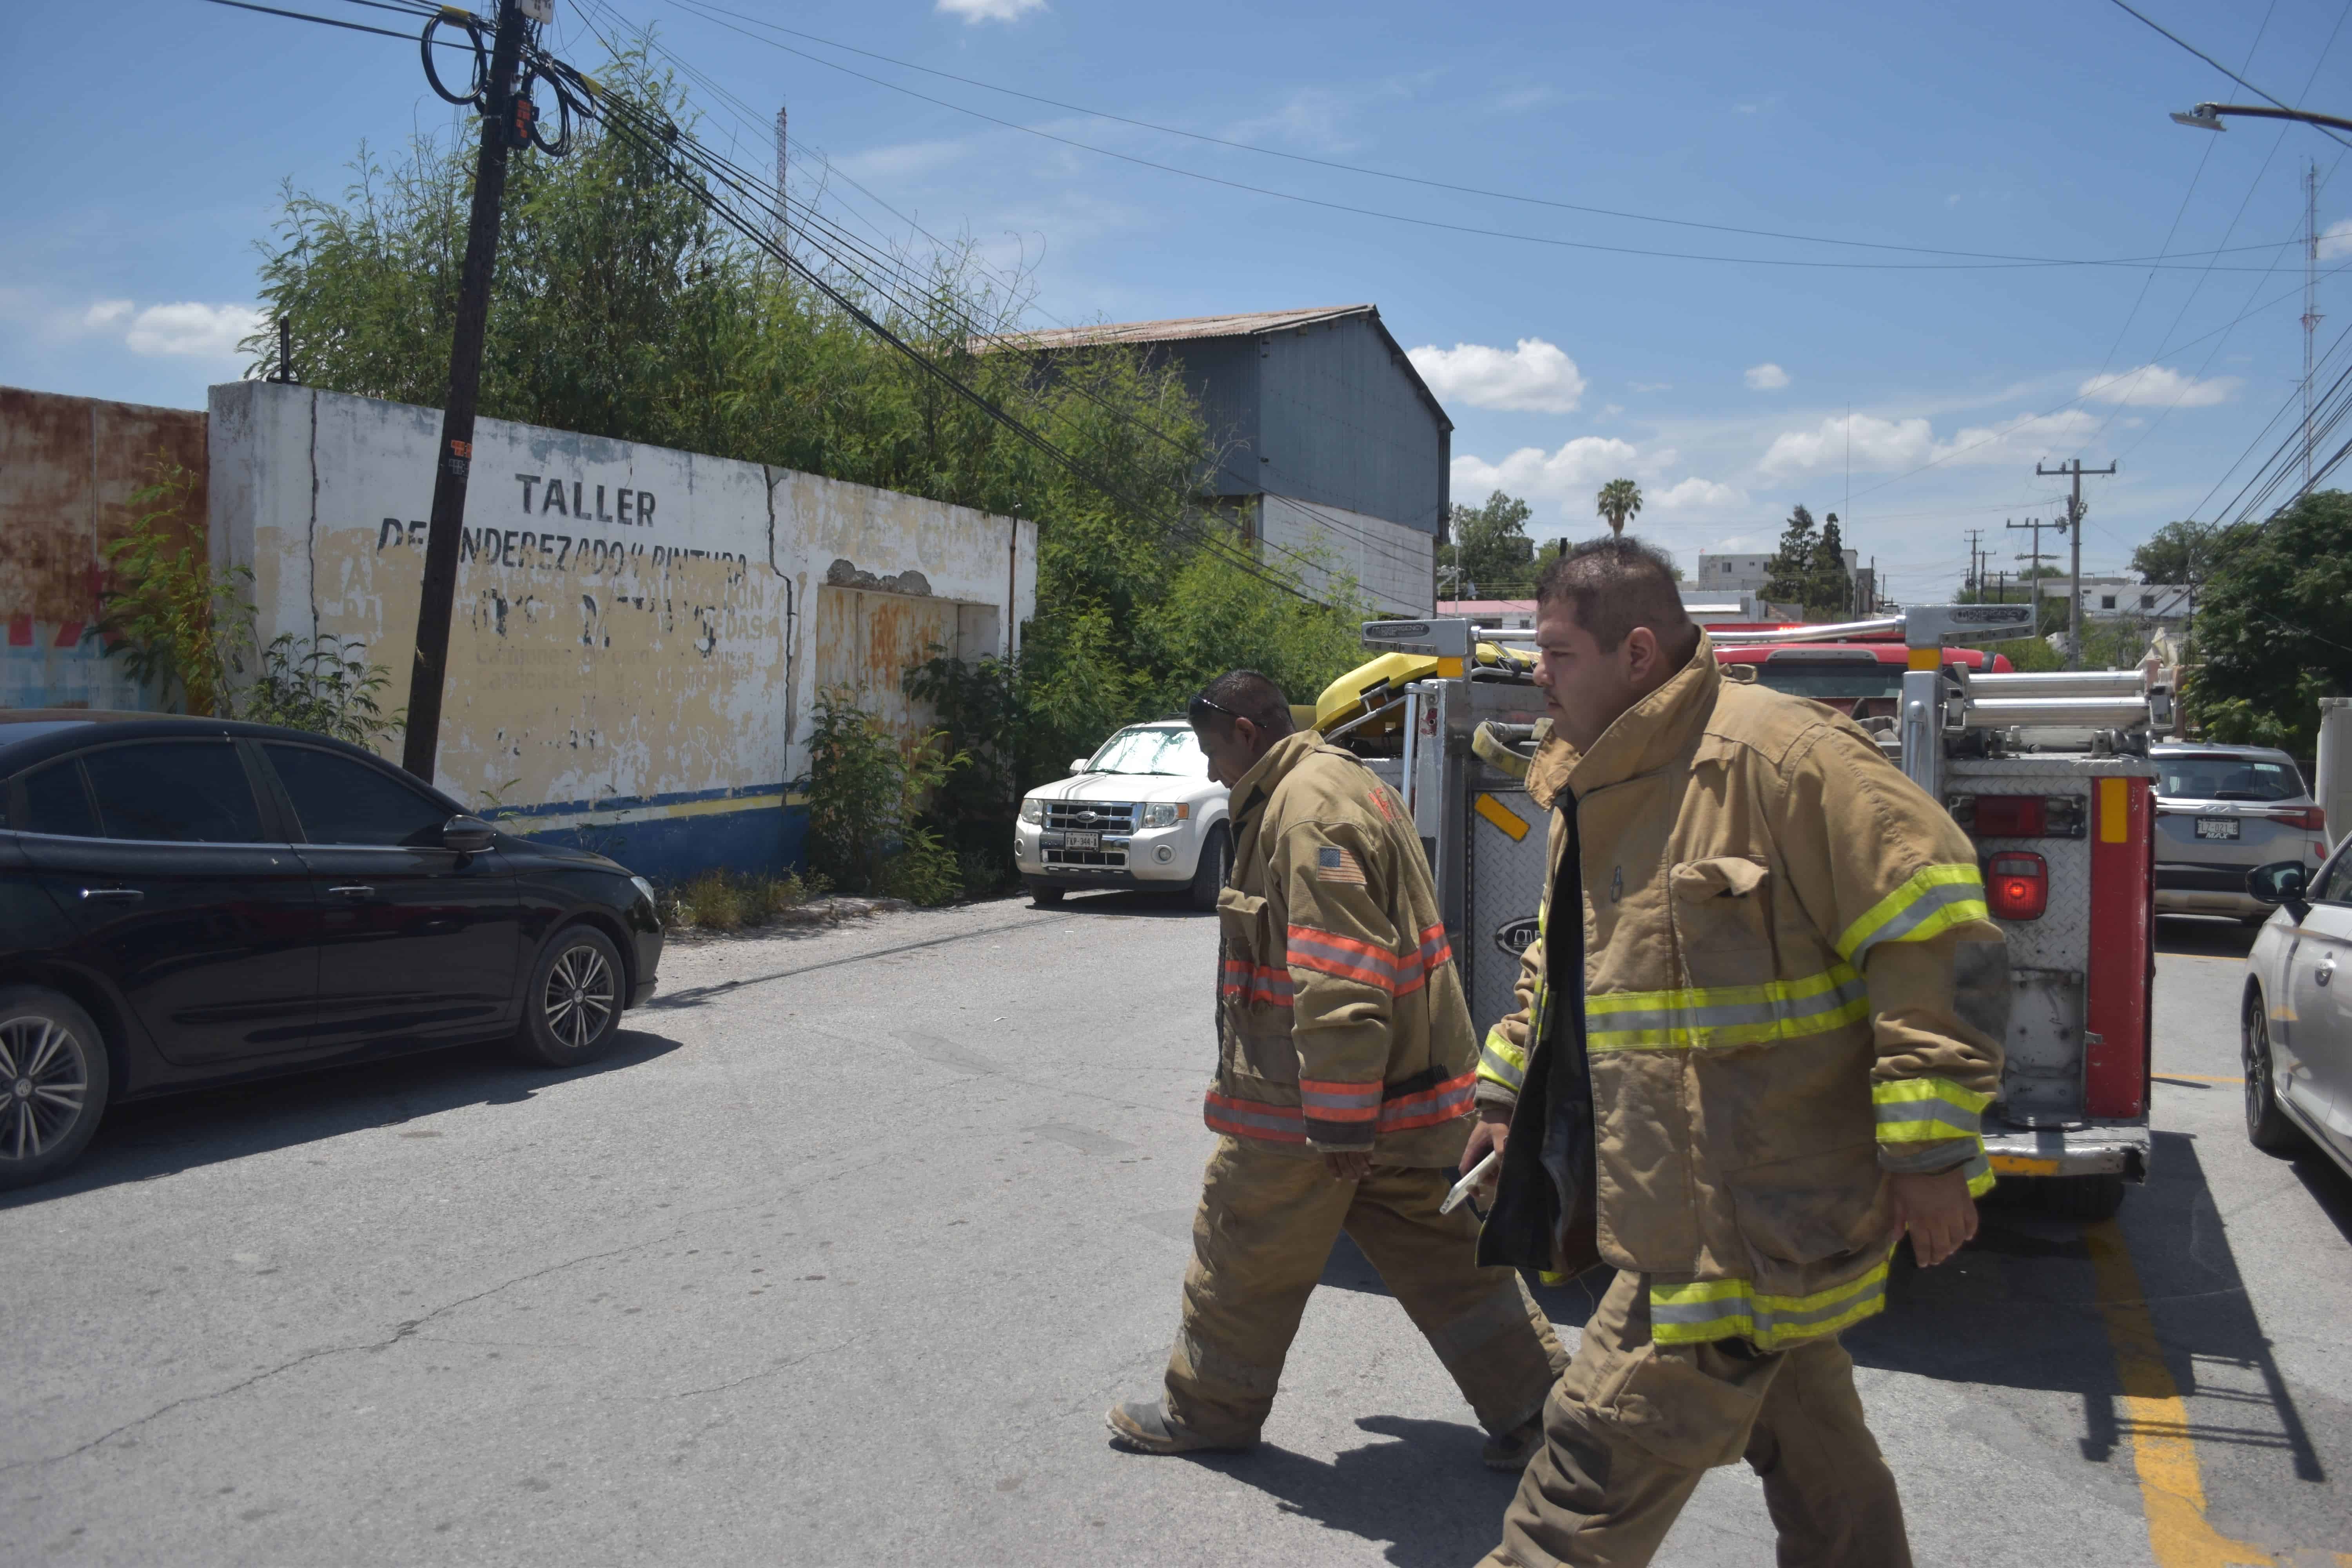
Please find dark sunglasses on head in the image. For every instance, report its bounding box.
[1188,692,1242,726]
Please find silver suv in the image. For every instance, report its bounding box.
[2151,744,2329,920]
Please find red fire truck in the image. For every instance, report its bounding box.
[1326,603,2156,1219]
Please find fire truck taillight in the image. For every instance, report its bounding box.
[1985,852,2049,921]
[1945,793,2086,838]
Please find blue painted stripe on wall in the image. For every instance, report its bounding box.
[514,801,810,884]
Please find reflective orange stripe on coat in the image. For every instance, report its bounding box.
[1286,922,1452,997]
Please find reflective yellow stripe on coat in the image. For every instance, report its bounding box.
[1650,1258,1894,1350]
[1584,966,1868,1052]
[1833,862,1991,965]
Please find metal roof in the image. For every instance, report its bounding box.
[979,305,1377,352]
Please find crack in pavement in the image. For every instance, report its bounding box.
[1,1238,658,1475]
[648,914,1078,1010]
[672,1337,861,1399]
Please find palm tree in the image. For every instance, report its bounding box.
[1596,478,1643,537]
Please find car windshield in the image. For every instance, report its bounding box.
[2156,754,2305,802]
[1087,726,1209,778]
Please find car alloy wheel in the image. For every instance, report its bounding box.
[0,1014,88,1164]
[543,942,616,1051]
[2242,993,2306,1154]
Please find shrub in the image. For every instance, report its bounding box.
[807,688,966,896]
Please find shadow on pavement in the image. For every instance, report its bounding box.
[2157,914,2262,958]
[1047,889,1207,920]
[1184,1416,1523,1568]
[0,1028,681,1209]
[1318,1231,1606,1336]
[1852,1129,2326,1486]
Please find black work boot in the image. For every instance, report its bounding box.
[1104,1400,1254,1455]
[1481,1414,1546,1471]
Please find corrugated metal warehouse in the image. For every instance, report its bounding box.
[994,305,1451,614]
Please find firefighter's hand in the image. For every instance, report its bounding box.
[1323,1151,1374,1182]
[1461,1106,1511,1176]
[1890,1167,1978,1267]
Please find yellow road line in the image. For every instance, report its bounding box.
[2085,1220,2275,1566]
[2155,1073,2243,1083]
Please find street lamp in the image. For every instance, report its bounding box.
[2170,100,2352,136]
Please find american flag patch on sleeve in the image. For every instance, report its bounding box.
[1316,846,1367,885]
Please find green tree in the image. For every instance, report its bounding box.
[1808,512,1854,617]
[2185,489,2352,753]
[1595,478,1643,537]
[1762,504,1820,607]
[2129,519,2241,588]
[1445,490,1536,596]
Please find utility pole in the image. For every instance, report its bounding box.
[2036,459,2116,670]
[1964,527,1985,597]
[402,0,534,783]
[2305,158,2323,493]
[775,105,790,255]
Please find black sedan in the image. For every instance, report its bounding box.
[0,711,662,1189]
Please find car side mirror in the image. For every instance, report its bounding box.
[442,814,497,853]
[2246,860,2308,906]
[1069,757,1091,775]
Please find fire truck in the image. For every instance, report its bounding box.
[1316,603,2159,1220]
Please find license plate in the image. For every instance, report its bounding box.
[1064,830,1100,850]
[2195,817,2240,840]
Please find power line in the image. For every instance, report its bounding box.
[2103,0,2352,150]
[660,0,2302,270]
[644,0,2305,274]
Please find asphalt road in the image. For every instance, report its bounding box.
[4,898,2348,1567]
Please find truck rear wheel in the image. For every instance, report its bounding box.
[2041,1173,2126,1222]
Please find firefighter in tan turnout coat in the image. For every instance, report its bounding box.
[1465,539,2004,1568]
[1106,670,1566,1465]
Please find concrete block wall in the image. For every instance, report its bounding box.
[209,381,1035,881]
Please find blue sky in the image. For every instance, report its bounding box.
[5,0,2348,602]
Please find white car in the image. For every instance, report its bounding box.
[2241,843,2352,1183]
[1013,721,1231,909]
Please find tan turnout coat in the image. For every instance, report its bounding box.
[1476,635,2005,1348]
[1208,730,1479,1166]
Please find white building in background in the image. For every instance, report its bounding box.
[2033,576,2194,623]
[1697,548,1860,592]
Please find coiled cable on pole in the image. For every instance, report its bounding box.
[421,8,488,104]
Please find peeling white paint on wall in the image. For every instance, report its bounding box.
[209,382,1036,855]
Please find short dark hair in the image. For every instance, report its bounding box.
[1191,669,1296,737]
[1535,535,1694,654]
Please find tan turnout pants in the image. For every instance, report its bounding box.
[1162,1136,1567,1448]
[1482,1269,1911,1568]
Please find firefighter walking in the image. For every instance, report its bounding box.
[1465,539,2004,1567]
[1107,670,1567,1466]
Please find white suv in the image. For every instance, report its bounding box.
[1014,721,1231,909]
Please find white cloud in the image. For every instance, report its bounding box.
[1408,337,1586,414]
[53,298,262,359]
[2320,217,2352,260]
[1744,362,1790,391]
[118,302,264,359]
[1454,436,1635,498]
[935,0,1044,21]
[2077,363,2239,408]
[834,137,977,182]
[1759,408,2102,477]
[1452,438,1745,523]
[1648,476,1748,515]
